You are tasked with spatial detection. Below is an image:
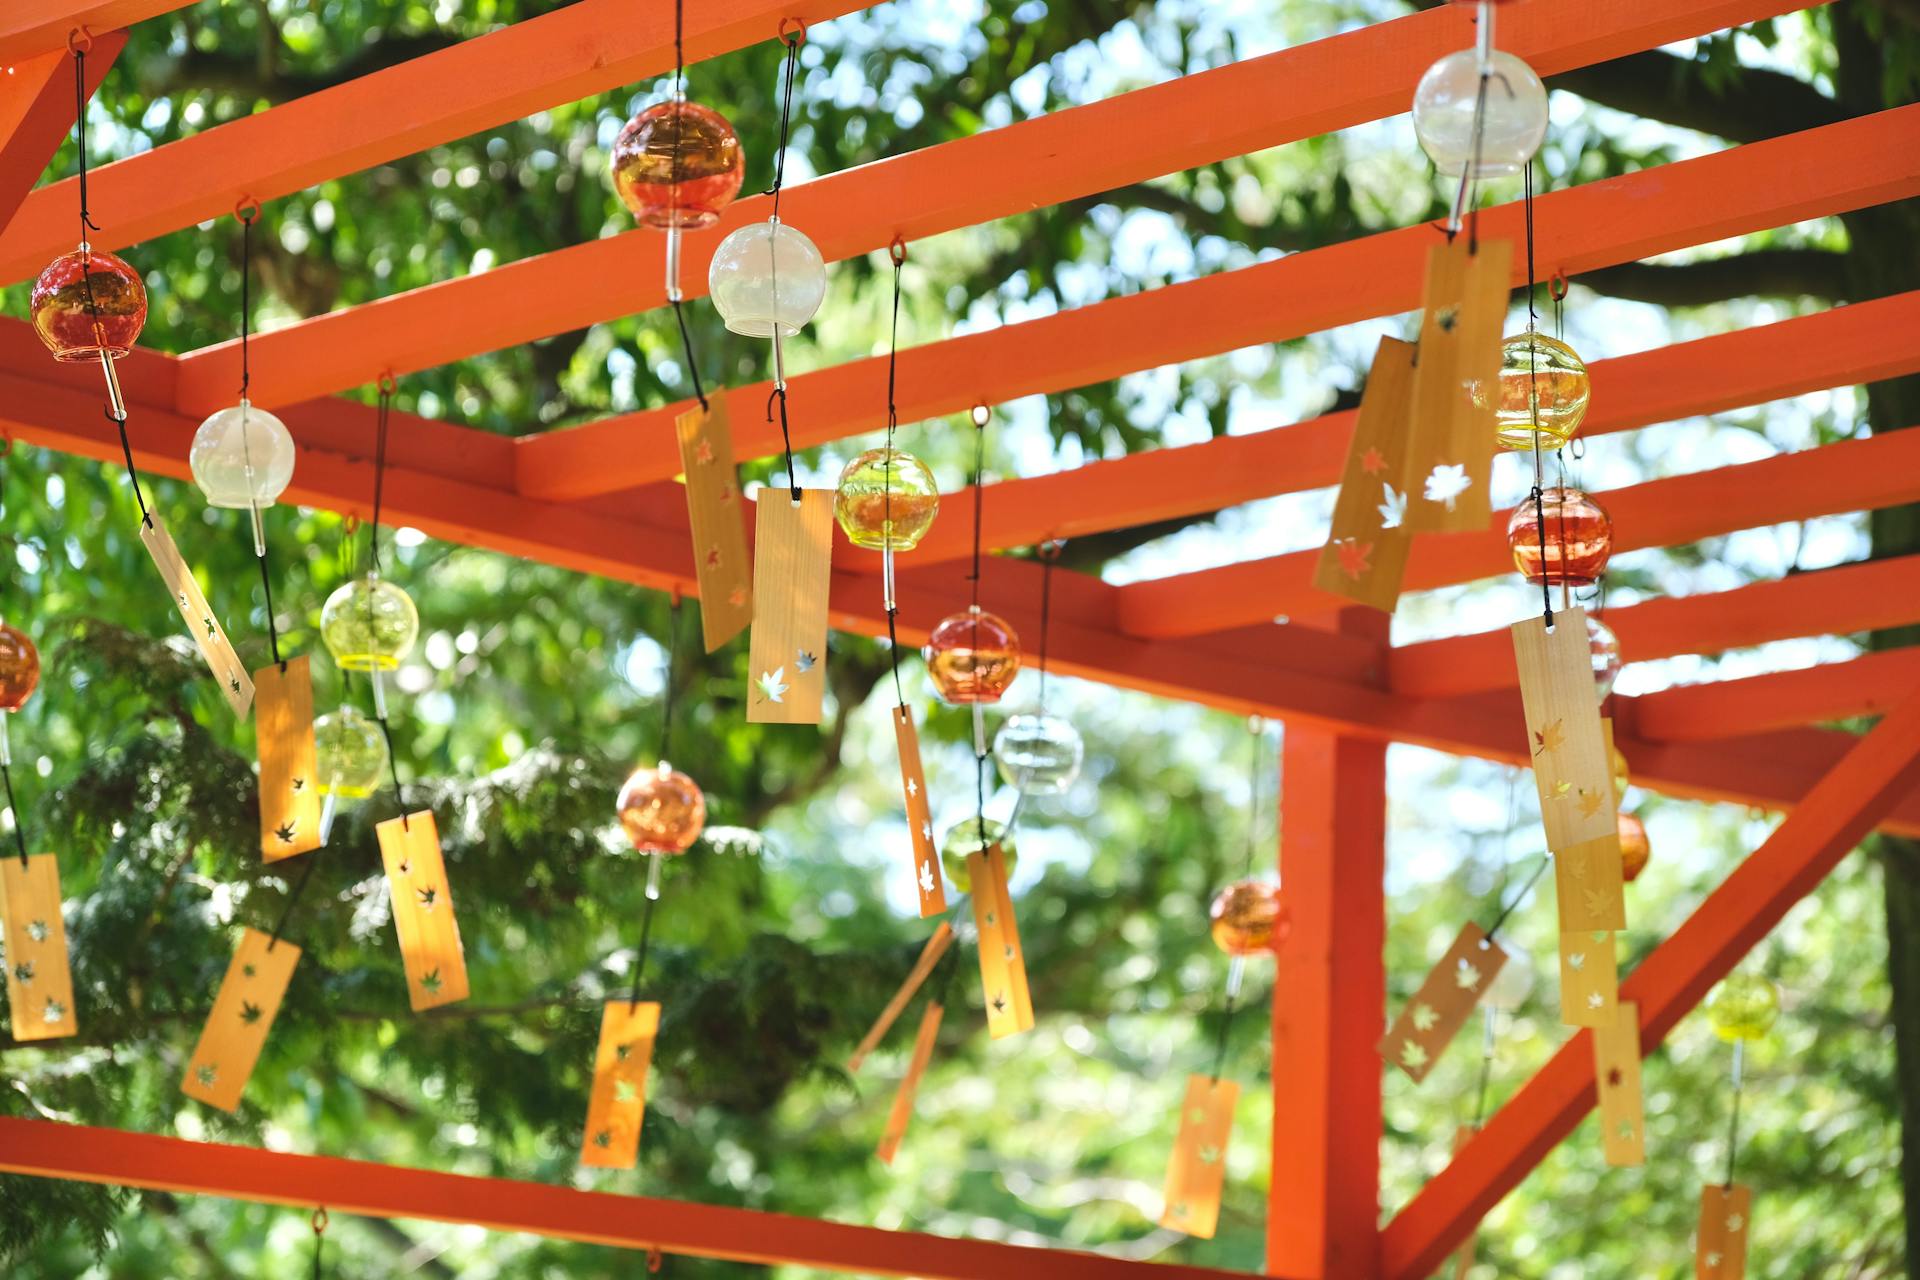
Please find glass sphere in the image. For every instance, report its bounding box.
[313,706,389,799]
[609,98,744,230]
[1588,615,1622,702]
[1707,973,1780,1043]
[1412,49,1548,178]
[1482,946,1535,1012]
[707,219,827,338]
[1482,332,1591,451]
[939,817,1017,892]
[833,448,940,552]
[993,711,1084,795]
[0,623,41,712]
[1617,809,1650,883]
[190,399,296,509]
[30,245,147,361]
[616,760,707,854]
[320,574,420,672]
[1506,487,1613,588]
[925,607,1021,705]
[1208,879,1288,956]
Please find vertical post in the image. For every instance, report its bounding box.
[1269,609,1388,1278]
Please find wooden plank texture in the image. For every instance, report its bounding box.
[1590,1000,1645,1167]
[1696,1184,1752,1279]
[0,853,75,1040]
[892,706,944,918]
[254,656,322,861]
[1379,921,1506,1084]
[1512,609,1616,850]
[969,843,1033,1040]
[580,999,660,1170]
[746,490,834,725]
[1402,237,1511,533]
[140,514,253,717]
[1558,930,1619,1029]
[375,811,471,1012]
[847,922,953,1073]
[1313,337,1416,610]
[675,400,753,653]
[875,1001,942,1166]
[180,926,300,1112]
[1159,1074,1239,1239]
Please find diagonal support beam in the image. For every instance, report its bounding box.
[1378,678,1920,1280]
[0,1117,1260,1280]
[1630,648,1920,742]
[0,31,123,238]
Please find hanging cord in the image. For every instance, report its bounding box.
[1035,540,1060,710]
[762,24,806,503]
[69,36,100,237]
[1485,852,1549,941]
[310,1207,328,1279]
[1723,1037,1746,1187]
[766,23,804,219]
[1208,718,1266,1081]
[236,201,283,668]
[1470,1005,1498,1128]
[1,753,31,869]
[363,377,406,819]
[663,0,707,412]
[968,405,990,850]
[628,598,684,1009]
[670,299,709,412]
[883,237,908,705]
[1520,164,1553,631]
[627,888,661,1009]
[266,851,320,952]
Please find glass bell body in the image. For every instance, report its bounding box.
[313,706,390,798]
[1482,946,1535,1012]
[833,448,940,551]
[925,607,1021,705]
[1411,48,1548,178]
[320,573,420,672]
[609,98,744,230]
[0,623,41,712]
[1707,973,1779,1042]
[1483,332,1590,451]
[616,760,707,854]
[1617,809,1649,883]
[31,245,147,361]
[190,399,297,509]
[1588,614,1622,702]
[1208,879,1287,956]
[707,219,826,338]
[938,817,1016,892]
[992,711,1084,795]
[1506,486,1613,587]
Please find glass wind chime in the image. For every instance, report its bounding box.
[0,618,76,1042]
[991,542,1085,823]
[1696,972,1779,1278]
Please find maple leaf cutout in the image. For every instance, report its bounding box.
[1725,1215,1745,1234]
[1409,1002,1438,1032]
[1575,788,1605,819]
[1336,538,1373,580]
[757,668,789,703]
[1360,446,1389,476]
[1455,958,1483,990]
[1377,483,1408,530]
[1533,719,1566,756]
[1423,463,1471,511]
[1582,887,1611,918]
[1398,1040,1429,1071]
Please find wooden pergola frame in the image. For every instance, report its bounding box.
[1,1,1916,1276]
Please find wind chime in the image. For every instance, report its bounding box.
[991,542,1085,813]
[585,600,703,1170]
[0,619,76,1042]
[1695,972,1777,1278]
[1161,719,1285,1239]
[832,238,944,916]
[30,36,252,719]
[735,23,834,728]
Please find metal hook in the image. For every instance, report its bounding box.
[311,1207,329,1235]
[970,403,991,429]
[377,370,398,396]
[647,1246,665,1273]
[234,196,261,225]
[777,16,807,45]
[66,26,93,55]
[888,235,907,267]
[1549,269,1569,301]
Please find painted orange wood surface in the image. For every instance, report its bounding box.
[847,923,953,1073]
[580,1000,659,1170]
[0,854,76,1041]
[376,811,471,1012]
[255,657,322,861]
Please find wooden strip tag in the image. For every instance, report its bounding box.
[1512,608,1617,851]
[675,400,753,653]
[1591,999,1645,1166]
[892,706,945,918]
[1559,929,1619,1028]
[181,926,300,1112]
[1450,1125,1479,1279]
[1554,831,1627,933]
[1313,336,1417,611]
[1696,1184,1753,1279]
[0,854,76,1041]
[876,1000,943,1165]
[139,514,253,718]
[255,656,323,862]
[969,843,1034,1040]
[1159,1073,1238,1239]
[848,921,954,1072]
[1378,921,1507,1084]
[376,811,471,1012]
[581,999,660,1169]
[1403,235,1512,533]
[746,488,834,725]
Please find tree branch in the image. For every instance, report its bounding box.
[1548,49,1846,145]
[1576,247,1851,306]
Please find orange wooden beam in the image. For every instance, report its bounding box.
[1630,648,1920,743]
[168,0,1810,416]
[0,1117,1260,1280]
[0,1,182,62]
[1378,677,1920,1280]
[0,32,123,238]
[511,105,1920,502]
[0,0,876,285]
[1389,556,1920,700]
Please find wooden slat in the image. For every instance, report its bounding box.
[1591,1000,1645,1167]
[1512,610,1616,851]
[746,490,834,725]
[180,927,300,1113]
[1697,1184,1753,1279]
[1159,1074,1239,1240]
[0,853,76,1040]
[1313,337,1416,610]
[0,34,124,239]
[1632,649,1920,743]
[675,400,753,652]
[375,811,471,1012]
[254,656,322,861]
[969,843,1034,1040]
[847,922,953,1074]
[891,707,944,919]
[1378,922,1506,1084]
[875,1001,941,1166]
[140,513,253,717]
[1401,237,1509,533]
[580,1000,659,1170]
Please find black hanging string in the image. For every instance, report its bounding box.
[236,204,285,670]
[670,299,709,411]
[627,888,660,1009]
[969,407,989,852]
[1209,719,1265,1081]
[1485,852,1549,941]
[664,0,708,412]
[1035,541,1060,709]
[1,755,31,868]
[310,1208,328,1279]
[70,41,100,237]
[762,25,805,502]
[369,381,394,576]
[884,238,908,706]
[1520,164,1554,630]
[266,851,320,952]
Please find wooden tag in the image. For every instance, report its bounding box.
[848,921,954,1072]
[969,843,1034,1040]
[581,999,660,1169]
[181,927,300,1112]
[1379,921,1507,1083]
[140,514,253,717]
[876,1000,942,1165]
[1554,832,1627,934]
[0,854,76,1041]
[1558,929,1619,1028]
[1159,1073,1238,1238]
[675,400,753,653]
[1403,236,1512,533]
[1591,999,1645,1166]
[1450,1125,1479,1279]
[1697,1184,1752,1279]
[255,656,323,862]
[892,706,945,917]
[1512,608,1617,851]
[376,811,470,1011]
[1313,337,1417,611]
[746,489,833,725]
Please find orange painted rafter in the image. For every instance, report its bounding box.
[0,1117,1257,1280]
[512,105,1920,502]
[0,1,181,62]
[1379,678,1920,1280]
[1389,556,1920,700]
[0,31,123,238]
[0,0,876,285]
[168,0,1812,415]
[1628,648,1920,743]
